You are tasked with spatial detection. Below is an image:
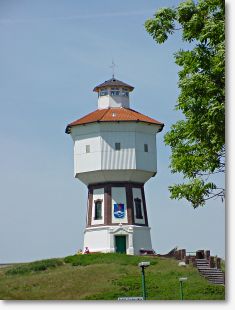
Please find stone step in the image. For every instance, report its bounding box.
[208,280,224,285]
[206,275,224,280]
[201,273,224,279]
[199,269,223,273]
[206,275,224,279]
[205,270,223,273]
[196,262,209,265]
[198,268,222,272]
[199,271,224,275]
[202,275,224,279]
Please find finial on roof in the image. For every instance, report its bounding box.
[110,59,116,79]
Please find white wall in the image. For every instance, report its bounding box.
[84,227,110,253]
[133,226,152,255]
[111,187,128,224]
[83,225,152,255]
[91,188,104,226]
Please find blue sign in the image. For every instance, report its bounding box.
[114,203,125,219]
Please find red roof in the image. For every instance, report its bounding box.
[66,108,164,133]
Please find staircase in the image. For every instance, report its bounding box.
[196,259,225,285]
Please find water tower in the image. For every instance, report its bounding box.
[65,77,164,255]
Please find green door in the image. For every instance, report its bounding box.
[115,236,127,254]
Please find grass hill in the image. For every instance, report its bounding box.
[0,253,225,300]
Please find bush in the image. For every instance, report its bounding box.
[6,258,63,276]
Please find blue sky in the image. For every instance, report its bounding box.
[0,0,225,263]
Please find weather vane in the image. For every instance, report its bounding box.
[110,60,116,78]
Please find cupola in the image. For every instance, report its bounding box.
[93,77,134,109]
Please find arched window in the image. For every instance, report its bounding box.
[134,198,143,219]
[94,199,102,220]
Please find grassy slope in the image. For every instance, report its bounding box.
[0,254,225,300]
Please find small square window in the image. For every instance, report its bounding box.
[144,144,148,152]
[115,142,121,151]
[86,145,90,153]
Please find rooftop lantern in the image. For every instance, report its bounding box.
[93,78,134,109]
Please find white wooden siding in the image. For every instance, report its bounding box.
[71,122,159,184]
[74,135,101,173]
[135,132,157,172]
[101,131,136,170]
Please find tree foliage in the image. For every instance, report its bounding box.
[145,0,225,208]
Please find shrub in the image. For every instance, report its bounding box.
[5,258,63,275]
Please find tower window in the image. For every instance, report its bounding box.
[115,142,121,151]
[144,144,148,152]
[121,88,129,97]
[134,198,143,219]
[111,88,120,96]
[121,91,129,97]
[94,200,102,220]
[99,90,108,96]
[86,145,90,153]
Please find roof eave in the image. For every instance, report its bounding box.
[65,120,164,134]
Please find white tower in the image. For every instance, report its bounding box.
[66,77,164,255]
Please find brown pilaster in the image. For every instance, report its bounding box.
[126,183,134,224]
[87,187,93,227]
[141,185,149,226]
[105,184,112,225]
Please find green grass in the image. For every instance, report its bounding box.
[0,253,225,300]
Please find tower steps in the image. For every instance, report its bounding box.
[195,259,225,285]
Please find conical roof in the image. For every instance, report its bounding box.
[65,107,164,133]
[93,78,134,92]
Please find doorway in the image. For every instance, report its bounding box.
[115,235,127,254]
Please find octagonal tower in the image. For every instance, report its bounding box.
[66,77,164,255]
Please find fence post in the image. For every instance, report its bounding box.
[205,250,210,260]
[209,256,215,268]
[196,250,205,259]
[185,256,189,264]
[191,257,197,267]
[216,257,221,269]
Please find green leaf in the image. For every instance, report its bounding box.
[145,0,225,208]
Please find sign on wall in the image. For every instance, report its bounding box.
[114,203,125,219]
